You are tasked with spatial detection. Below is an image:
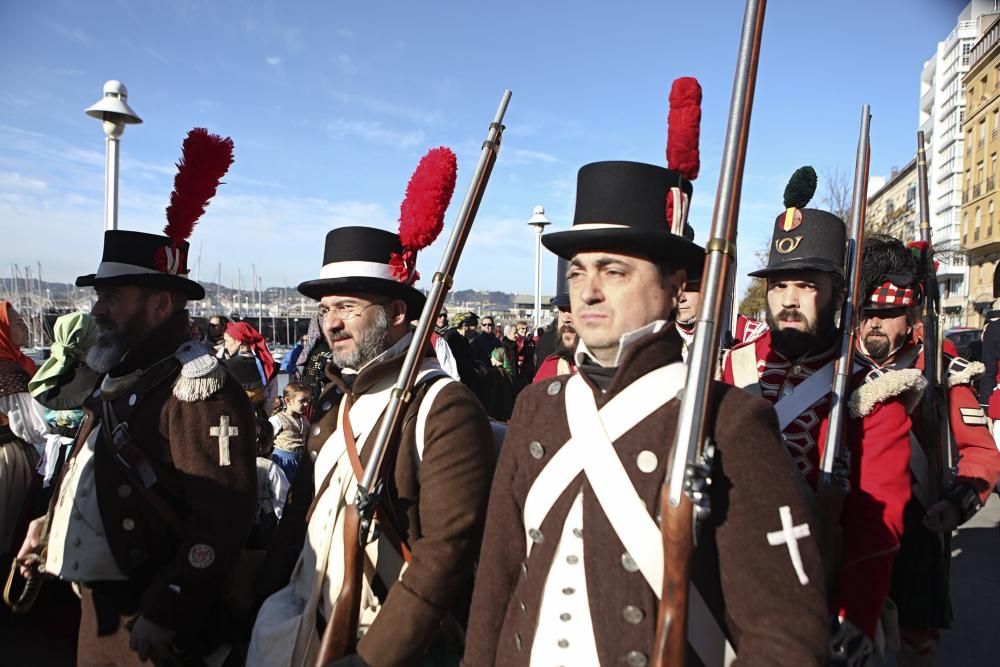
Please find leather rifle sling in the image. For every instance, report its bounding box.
[341,394,413,563]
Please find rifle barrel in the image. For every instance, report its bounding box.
[358,91,511,497]
[819,105,871,483]
[667,0,766,508]
[653,1,767,665]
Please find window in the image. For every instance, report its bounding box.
[906,185,917,209]
[990,200,995,235]
[977,206,982,229]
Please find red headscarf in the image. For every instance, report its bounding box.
[0,301,37,376]
[225,322,275,380]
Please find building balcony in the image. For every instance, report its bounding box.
[974,184,983,198]
[921,86,936,113]
[920,116,934,139]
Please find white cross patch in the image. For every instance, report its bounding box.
[210,415,238,466]
[766,505,811,586]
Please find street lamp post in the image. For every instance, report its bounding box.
[85,80,142,231]
[527,205,551,332]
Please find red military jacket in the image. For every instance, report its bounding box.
[857,340,1000,505]
[531,353,576,384]
[723,331,916,638]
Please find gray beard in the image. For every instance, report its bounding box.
[328,306,392,370]
[85,335,129,374]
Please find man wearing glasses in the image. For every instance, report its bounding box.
[470,316,502,367]
[248,225,495,667]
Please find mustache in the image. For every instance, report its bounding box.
[559,325,576,335]
[328,331,352,341]
[775,309,804,322]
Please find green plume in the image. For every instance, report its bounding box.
[782,166,817,209]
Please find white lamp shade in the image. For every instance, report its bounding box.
[85,80,142,124]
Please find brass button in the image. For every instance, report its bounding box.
[529,441,545,459]
[559,612,571,622]
[622,605,645,624]
[321,401,332,412]
[519,600,527,615]
[547,380,562,396]
[312,426,321,436]
[621,552,639,572]
[117,484,132,498]
[128,394,138,406]
[528,528,544,543]
[520,562,528,579]
[625,650,648,667]
[572,527,583,538]
[561,587,575,595]
[514,633,523,650]
[566,555,579,565]
[557,639,569,648]
[122,518,135,531]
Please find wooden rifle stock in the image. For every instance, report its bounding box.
[313,91,511,667]
[653,485,694,666]
[652,1,766,664]
[316,504,364,666]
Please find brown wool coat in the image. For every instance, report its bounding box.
[263,343,496,666]
[51,312,258,636]
[463,326,829,667]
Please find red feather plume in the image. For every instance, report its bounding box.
[391,146,457,284]
[666,77,702,181]
[163,128,235,244]
[399,146,457,250]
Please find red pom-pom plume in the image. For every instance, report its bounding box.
[392,146,457,284]
[164,128,235,245]
[666,77,702,181]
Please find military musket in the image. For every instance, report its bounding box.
[817,106,872,585]
[651,0,767,664]
[313,90,511,667]
[916,130,956,495]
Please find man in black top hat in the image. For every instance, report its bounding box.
[17,129,258,665]
[465,160,827,666]
[248,225,495,666]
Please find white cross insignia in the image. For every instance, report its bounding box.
[210,415,238,466]
[766,505,811,585]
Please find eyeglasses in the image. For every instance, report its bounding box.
[318,300,387,321]
[482,322,494,328]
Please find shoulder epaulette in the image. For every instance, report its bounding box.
[849,367,926,418]
[172,341,226,402]
[946,355,985,387]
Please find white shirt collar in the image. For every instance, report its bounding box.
[574,320,668,368]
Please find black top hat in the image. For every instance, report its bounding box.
[541,161,705,279]
[748,166,847,280]
[297,226,426,317]
[76,230,205,300]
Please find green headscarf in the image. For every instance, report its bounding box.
[29,312,99,408]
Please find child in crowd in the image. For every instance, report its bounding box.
[268,382,310,485]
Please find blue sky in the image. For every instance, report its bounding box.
[0,0,968,300]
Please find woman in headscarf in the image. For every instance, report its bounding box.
[222,321,278,413]
[0,301,50,560]
[29,312,99,490]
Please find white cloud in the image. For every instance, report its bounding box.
[504,148,560,165]
[327,90,442,126]
[42,20,92,47]
[336,28,355,39]
[266,56,282,66]
[0,172,46,191]
[326,118,425,148]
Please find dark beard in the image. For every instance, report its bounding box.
[327,306,392,369]
[554,328,578,359]
[766,297,839,359]
[86,309,151,374]
[862,333,891,363]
